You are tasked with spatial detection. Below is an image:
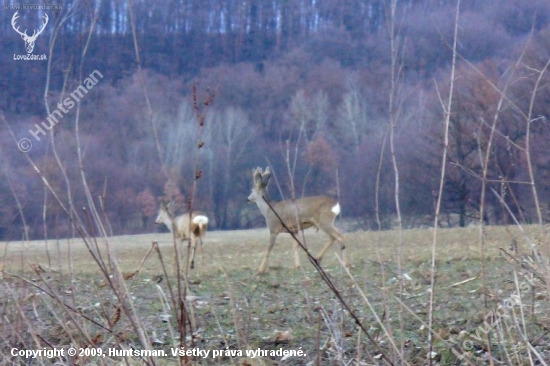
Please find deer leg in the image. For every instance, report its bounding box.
[316,225,345,263]
[189,236,197,270]
[258,233,277,274]
[174,238,185,276]
[198,236,205,270]
[293,239,301,269]
[339,238,347,266]
[316,237,335,262]
[335,229,346,266]
[335,228,346,264]
[310,218,321,233]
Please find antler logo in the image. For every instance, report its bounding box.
[11,11,49,54]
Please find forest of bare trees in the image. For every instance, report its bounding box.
[1,0,550,239]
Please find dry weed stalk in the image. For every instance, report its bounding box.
[428,2,460,364]
[383,0,410,362]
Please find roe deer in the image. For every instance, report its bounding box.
[155,199,209,269]
[247,166,345,273]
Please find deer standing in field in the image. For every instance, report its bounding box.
[155,199,209,269]
[247,167,345,274]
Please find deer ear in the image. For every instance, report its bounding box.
[162,200,174,213]
[160,198,167,207]
[262,167,271,185]
[253,167,263,185]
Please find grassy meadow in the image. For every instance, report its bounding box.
[1,224,549,365]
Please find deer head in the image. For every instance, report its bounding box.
[155,199,174,226]
[247,167,271,204]
[12,11,49,54]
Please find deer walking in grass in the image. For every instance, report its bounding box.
[247,166,345,274]
[155,199,209,269]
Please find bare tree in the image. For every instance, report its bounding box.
[428,0,461,363]
[210,106,254,228]
[159,101,197,177]
[338,78,369,153]
[289,90,328,144]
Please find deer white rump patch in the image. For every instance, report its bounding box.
[332,203,341,215]
[193,215,209,226]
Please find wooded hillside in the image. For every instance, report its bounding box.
[1,0,550,238]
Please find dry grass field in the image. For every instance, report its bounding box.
[1,224,549,365]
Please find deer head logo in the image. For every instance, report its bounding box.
[11,11,49,54]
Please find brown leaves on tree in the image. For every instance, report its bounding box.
[303,134,337,174]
